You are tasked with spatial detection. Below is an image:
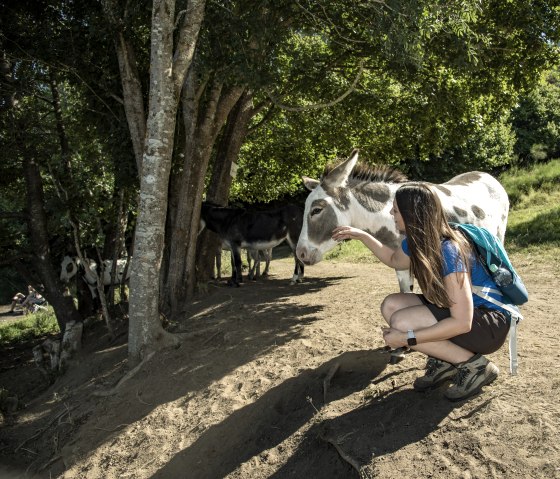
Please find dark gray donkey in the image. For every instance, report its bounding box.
[200,202,305,286]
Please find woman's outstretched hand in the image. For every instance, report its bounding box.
[332,226,366,242]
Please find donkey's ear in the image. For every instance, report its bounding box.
[302,176,320,191]
[323,149,359,188]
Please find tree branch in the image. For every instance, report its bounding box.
[0,254,34,267]
[265,60,364,112]
[0,211,28,220]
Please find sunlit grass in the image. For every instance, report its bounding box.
[0,308,59,345]
[502,160,560,251]
[325,239,379,263]
[499,159,560,206]
[505,191,560,249]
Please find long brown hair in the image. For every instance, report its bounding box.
[395,183,472,308]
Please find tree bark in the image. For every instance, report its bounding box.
[196,91,255,283]
[127,0,206,363]
[16,123,81,332]
[162,79,244,315]
[101,0,146,173]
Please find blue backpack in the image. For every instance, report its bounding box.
[451,223,528,375]
[452,223,528,306]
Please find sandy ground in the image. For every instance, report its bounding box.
[0,251,559,479]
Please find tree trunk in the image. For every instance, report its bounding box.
[196,91,255,283]
[16,124,81,332]
[127,0,206,364]
[162,79,244,316]
[101,0,146,173]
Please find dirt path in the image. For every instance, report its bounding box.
[1,254,559,478]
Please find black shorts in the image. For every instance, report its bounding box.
[417,294,511,354]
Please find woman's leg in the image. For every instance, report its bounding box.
[380,292,424,325]
[380,293,474,364]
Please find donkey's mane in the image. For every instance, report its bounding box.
[322,162,408,184]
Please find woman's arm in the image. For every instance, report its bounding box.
[331,226,410,270]
[416,272,474,342]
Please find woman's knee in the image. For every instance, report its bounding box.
[390,310,413,331]
[380,293,408,322]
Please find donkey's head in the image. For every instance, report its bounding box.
[296,150,360,265]
[60,255,79,282]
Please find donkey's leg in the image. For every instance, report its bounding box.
[247,248,262,280]
[289,251,305,284]
[286,237,304,284]
[228,252,235,285]
[215,252,222,280]
[247,249,255,280]
[396,269,414,293]
[297,259,304,282]
[232,246,243,285]
[262,248,272,276]
[255,250,261,278]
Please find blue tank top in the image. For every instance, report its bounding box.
[401,238,507,313]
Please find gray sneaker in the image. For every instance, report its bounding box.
[444,353,499,401]
[413,357,456,392]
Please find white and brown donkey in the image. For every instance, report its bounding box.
[296,149,510,293]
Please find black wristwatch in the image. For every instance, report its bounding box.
[407,329,417,346]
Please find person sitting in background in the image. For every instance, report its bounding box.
[9,291,26,313]
[19,285,45,313]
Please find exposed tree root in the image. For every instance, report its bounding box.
[93,351,155,397]
[15,405,75,452]
[319,432,375,479]
[323,362,340,403]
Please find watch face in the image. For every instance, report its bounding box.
[407,330,417,346]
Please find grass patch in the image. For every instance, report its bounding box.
[325,239,379,264]
[499,159,560,207]
[502,159,560,249]
[0,309,59,345]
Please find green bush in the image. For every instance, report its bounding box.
[512,70,560,164]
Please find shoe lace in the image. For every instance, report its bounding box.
[425,358,441,377]
[454,365,469,387]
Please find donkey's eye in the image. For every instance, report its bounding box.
[311,207,322,216]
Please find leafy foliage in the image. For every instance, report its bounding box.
[0,0,139,267]
[511,70,560,164]
[232,1,560,202]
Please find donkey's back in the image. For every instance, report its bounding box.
[433,171,509,242]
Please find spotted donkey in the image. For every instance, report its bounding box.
[296,149,509,293]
